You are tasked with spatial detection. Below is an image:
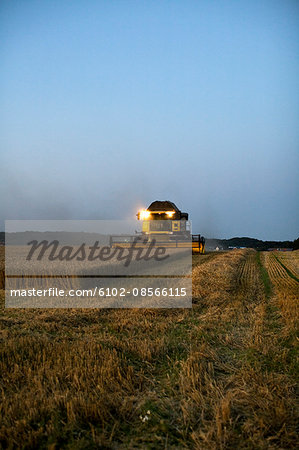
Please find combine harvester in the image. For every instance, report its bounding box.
[110,200,205,254]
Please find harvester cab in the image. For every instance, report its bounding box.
[137,200,190,238]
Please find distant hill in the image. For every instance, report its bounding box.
[206,237,297,251]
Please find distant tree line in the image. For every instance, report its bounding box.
[206,236,299,251]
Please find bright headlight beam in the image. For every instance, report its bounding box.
[140,210,151,220]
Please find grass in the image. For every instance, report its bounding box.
[256,250,272,298]
[0,247,298,448]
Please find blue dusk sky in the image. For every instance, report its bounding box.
[1,0,298,239]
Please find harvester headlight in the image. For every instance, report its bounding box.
[166,211,175,217]
[140,210,151,220]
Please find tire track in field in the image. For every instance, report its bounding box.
[278,251,299,277]
[236,250,258,290]
[264,253,298,293]
[190,249,298,447]
[274,255,299,282]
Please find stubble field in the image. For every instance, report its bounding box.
[0,247,298,449]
